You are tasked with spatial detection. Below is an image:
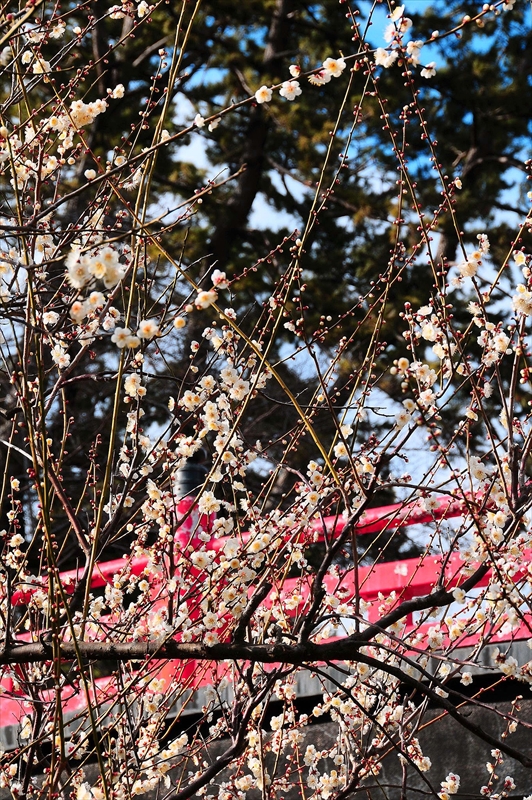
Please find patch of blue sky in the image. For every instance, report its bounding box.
[249,168,306,232]
[499,165,532,209]
[331,384,461,496]
[276,337,333,383]
[248,192,302,233]
[183,18,269,92]
[184,62,226,92]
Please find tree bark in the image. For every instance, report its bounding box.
[209,0,294,267]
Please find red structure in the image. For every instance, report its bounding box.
[0,490,526,747]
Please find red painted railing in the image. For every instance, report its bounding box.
[9,493,465,606]
[1,492,526,741]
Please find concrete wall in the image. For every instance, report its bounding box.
[6,697,529,800]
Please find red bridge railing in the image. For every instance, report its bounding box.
[1,492,526,744]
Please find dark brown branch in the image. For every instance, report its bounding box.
[0,637,311,665]
[164,672,278,800]
[3,560,493,665]
[355,561,491,644]
[232,582,272,642]
[351,650,532,770]
[46,466,90,556]
[3,634,532,769]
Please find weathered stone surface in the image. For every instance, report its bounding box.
[374,699,532,800]
[3,699,532,799]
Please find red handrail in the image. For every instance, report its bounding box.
[1,492,528,741]
[9,494,466,606]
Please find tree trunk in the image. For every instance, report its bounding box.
[209,0,294,267]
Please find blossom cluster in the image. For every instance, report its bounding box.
[373,5,436,78]
[0,2,531,799]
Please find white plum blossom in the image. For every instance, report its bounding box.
[322,57,346,78]
[458,259,479,279]
[51,343,70,368]
[137,319,159,339]
[77,783,95,800]
[513,285,532,316]
[109,5,126,18]
[70,301,86,322]
[211,269,229,288]
[86,291,105,310]
[229,379,250,401]
[69,97,108,128]
[110,84,125,99]
[195,289,218,309]
[457,236,490,278]
[102,308,120,331]
[255,85,272,104]
[384,8,412,42]
[421,321,438,341]
[309,69,331,86]
[190,551,215,570]
[374,48,398,68]
[421,62,437,79]
[452,588,466,604]
[137,1,150,17]
[469,455,491,481]
[50,21,66,38]
[499,656,519,677]
[406,40,424,65]
[197,491,220,514]
[390,5,405,21]
[124,373,145,398]
[440,773,460,798]
[478,233,490,253]
[204,611,219,630]
[42,311,59,326]
[32,57,51,79]
[492,331,510,353]
[427,625,443,649]
[66,247,90,289]
[333,442,347,458]
[395,409,412,429]
[279,80,302,101]
[111,327,136,348]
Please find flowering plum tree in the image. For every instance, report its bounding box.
[0,1,531,799]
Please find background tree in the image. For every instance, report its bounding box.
[1,1,532,799]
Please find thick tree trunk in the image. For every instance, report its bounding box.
[209,0,294,267]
